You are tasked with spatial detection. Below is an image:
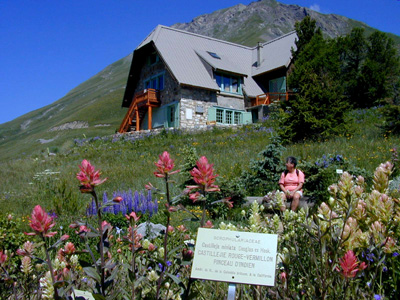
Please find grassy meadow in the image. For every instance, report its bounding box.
[0,106,399,300]
[0,106,396,218]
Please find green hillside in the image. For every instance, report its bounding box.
[0,55,131,160]
[0,105,397,217]
[0,0,399,161]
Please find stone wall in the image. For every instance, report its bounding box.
[134,56,180,105]
[216,94,245,110]
[179,87,217,129]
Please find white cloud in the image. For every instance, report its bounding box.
[309,4,321,12]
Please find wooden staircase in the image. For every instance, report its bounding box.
[118,89,161,133]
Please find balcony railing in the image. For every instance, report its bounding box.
[251,92,295,107]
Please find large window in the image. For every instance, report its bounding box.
[144,73,165,90]
[215,72,242,95]
[208,106,251,125]
[214,108,244,125]
[269,76,286,93]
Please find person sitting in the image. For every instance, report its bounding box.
[279,156,305,211]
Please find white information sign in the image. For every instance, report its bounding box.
[191,228,278,286]
[186,108,193,120]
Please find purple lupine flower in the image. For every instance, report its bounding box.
[134,191,140,212]
[102,192,108,213]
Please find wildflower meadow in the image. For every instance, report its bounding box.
[0,108,399,299]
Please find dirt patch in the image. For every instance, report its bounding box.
[49,121,89,131]
[38,138,55,144]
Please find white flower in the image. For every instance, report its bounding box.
[142,239,150,249]
[158,247,164,258]
[70,255,79,266]
[147,270,159,282]
[39,271,54,299]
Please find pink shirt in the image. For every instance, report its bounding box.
[279,170,305,192]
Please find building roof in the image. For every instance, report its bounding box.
[252,31,297,76]
[123,25,296,106]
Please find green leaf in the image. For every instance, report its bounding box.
[53,280,64,288]
[105,267,119,284]
[83,267,101,283]
[86,231,100,238]
[128,268,135,282]
[166,273,186,291]
[92,294,106,300]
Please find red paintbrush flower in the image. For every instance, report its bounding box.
[25,205,57,238]
[338,250,367,278]
[76,159,107,193]
[188,156,220,193]
[154,151,180,178]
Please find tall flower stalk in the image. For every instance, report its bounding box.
[25,205,59,299]
[152,151,179,299]
[126,211,141,300]
[76,159,108,297]
[187,156,220,227]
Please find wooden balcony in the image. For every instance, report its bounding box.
[118,89,161,133]
[251,92,295,107]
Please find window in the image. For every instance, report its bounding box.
[215,108,242,125]
[207,51,221,59]
[214,72,242,95]
[144,73,165,90]
[223,76,230,92]
[158,74,164,90]
[231,77,239,93]
[216,109,223,123]
[226,111,232,124]
[208,106,251,125]
[234,112,241,124]
[169,106,175,123]
[148,52,159,65]
[269,76,286,93]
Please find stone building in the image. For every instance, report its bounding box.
[119,25,296,132]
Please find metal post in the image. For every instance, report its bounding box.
[227,283,236,300]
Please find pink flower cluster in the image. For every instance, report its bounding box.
[76,159,107,193]
[187,156,220,202]
[25,205,57,238]
[154,151,180,178]
[338,250,367,278]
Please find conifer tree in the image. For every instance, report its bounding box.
[281,18,350,142]
[359,31,400,107]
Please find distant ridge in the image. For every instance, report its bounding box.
[0,0,398,160]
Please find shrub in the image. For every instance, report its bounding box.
[240,135,285,195]
[298,154,370,206]
[380,104,400,136]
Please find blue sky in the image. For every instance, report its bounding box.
[0,0,399,125]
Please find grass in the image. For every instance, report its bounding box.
[0,106,397,217]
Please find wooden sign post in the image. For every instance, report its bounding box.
[191,228,278,298]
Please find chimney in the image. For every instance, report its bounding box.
[257,42,263,67]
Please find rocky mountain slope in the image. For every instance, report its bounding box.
[0,0,398,160]
[173,0,363,45]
